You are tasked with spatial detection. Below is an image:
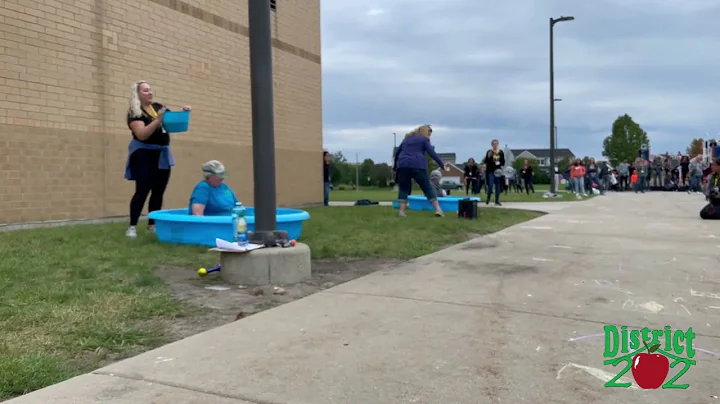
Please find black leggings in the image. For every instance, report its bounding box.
[129,150,171,226]
[465,178,475,195]
[619,175,629,190]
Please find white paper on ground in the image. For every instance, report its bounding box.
[209,238,264,253]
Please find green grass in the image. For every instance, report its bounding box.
[302,206,543,260]
[329,184,589,203]
[0,224,216,399]
[0,206,542,399]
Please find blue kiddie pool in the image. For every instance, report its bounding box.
[407,195,481,212]
[147,207,310,247]
[162,110,190,133]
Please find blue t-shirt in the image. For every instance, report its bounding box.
[188,181,238,216]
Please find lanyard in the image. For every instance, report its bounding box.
[145,104,158,119]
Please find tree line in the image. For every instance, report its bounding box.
[327,151,393,188]
[601,113,709,165]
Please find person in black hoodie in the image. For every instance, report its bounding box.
[463,158,479,196]
[483,139,505,206]
[519,159,535,194]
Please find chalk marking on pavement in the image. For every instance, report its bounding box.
[550,245,572,249]
[637,301,664,314]
[556,362,638,389]
[594,279,632,295]
[520,225,554,230]
[691,289,720,299]
[532,257,553,262]
[659,257,677,265]
[678,304,692,316]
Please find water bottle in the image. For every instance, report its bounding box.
[231,202,249,246]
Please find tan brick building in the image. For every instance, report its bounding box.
[0,0,322,224]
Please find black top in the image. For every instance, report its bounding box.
[483,149,505,172]
[323,163,330,182]
[463,163,479,179]
[127,102,170,146]
[520,165,533,179]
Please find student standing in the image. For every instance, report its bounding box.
[483,139,505,206]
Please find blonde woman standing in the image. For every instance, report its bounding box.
[124,80,191,238]
[392,125,448,217]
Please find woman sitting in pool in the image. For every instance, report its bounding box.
[189,160,239,216]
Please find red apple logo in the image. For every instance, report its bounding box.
[631,341,670,389]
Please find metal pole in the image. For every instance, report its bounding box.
[549,17,556,195]
[555,126,558,147]
[248,0,279,245]
[355,153,360,191]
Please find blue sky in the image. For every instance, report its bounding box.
[320,0,720,164]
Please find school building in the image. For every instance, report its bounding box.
[0,0,322,224]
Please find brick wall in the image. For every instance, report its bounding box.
[0,0,322,224]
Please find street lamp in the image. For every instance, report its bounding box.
[553,98,561,147]
[549,15,574,196]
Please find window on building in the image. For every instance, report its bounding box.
[270,0,276,11]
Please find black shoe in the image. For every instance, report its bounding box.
[486,199,490,205]
[495,202,502,206]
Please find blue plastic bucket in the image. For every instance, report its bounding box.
[162,110,190,133]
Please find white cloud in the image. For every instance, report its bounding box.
[321,0,720,163]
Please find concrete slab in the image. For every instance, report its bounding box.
[9,192,720,403]
[220,243,311,286]
[5,373,254,404]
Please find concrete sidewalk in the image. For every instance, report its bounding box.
[10,192,720,403]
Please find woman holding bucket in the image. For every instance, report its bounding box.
[124,80,191,238]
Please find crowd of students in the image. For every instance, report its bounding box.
[561,152,710,198]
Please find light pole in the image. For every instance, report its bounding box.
[549,16,574,196]
[553,98,561,148]
[248,0,282,245]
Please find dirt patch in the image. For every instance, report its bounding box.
[155,259,403,340]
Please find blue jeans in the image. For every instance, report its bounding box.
[572,177,585,195]
[690,174,703,192]
[486,172,503,203]
[635,176,647,192]
[588,174,604,193]
[323,181,331,206]
[397,168,435,202]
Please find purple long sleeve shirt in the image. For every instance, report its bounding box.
[393,135,445,170]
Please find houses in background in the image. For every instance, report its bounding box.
[507,148,576,171]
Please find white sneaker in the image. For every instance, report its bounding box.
[582,193,589,197]
[576,194,582,200]
[125,226,137,238]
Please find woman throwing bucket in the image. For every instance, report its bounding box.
[393,125,449,217]
[124,80,191,238]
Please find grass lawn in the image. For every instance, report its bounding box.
[0,206,542,399]
[330,184,589,203]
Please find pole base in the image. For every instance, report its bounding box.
[248,230,290,247]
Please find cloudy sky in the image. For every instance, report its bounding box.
[320,0,720,164]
